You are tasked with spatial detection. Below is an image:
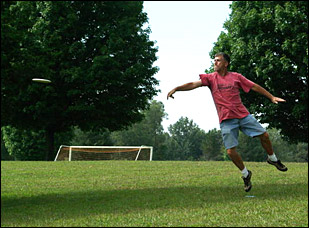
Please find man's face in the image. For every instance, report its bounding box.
[214,55,228,72]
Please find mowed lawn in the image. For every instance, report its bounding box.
[1,161,308,227]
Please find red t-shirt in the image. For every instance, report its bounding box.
[199,72,255,123]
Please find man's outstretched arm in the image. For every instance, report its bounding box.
[167,80,203,99]
[251,83,286,104]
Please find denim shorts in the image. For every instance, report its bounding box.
[220,114,266,149]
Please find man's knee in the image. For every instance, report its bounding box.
[259,132,270,141]
[227,147,237,156]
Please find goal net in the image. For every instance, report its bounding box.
[54,145,153,161]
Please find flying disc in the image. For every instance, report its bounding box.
[32,78,52,84]
[245,195,256,198]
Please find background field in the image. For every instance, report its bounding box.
[1,161,308,227]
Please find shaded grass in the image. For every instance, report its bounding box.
[1,161,308,227]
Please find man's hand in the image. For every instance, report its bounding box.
[167,89,176,100]
[271,97,286,104]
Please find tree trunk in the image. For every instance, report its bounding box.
[45,127,55,161]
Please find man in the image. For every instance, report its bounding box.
[167,52,288,192]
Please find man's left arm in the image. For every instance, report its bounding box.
[251,83,286,104]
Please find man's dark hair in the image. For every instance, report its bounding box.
[215,52,230,66]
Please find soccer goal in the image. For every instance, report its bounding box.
[54,145,153,161]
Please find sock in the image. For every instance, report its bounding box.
[241,167,249,178]
[268,153,278,162]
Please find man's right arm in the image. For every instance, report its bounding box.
[167,80,203,99]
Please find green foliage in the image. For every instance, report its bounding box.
[1,1,159,159]
[209,1,308,143]
[200,128,224,161]
[1,126,73,161]
[167,117,206,160]
[2,126,47,160]
[111,100,168,160]
[1,131,14,161]
[2,1,159,131]
[69,127,113,146]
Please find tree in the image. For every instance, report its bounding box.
[200,129,224,161]
[209,1,308,143]
[167,117,206,160]
[1,126,73,161]
[1,2,159,160]
[69,127,113,146]
[1,131,14,161]
[111,100,168,160]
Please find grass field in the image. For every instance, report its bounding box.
[1,161,308,227]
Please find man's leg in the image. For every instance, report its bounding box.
[226,147,245,170]
[258,132,288,171]
[227,147,252,192]
[220,118,252,191]
[258,132,274,155]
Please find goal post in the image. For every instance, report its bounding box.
[54,145,153,161]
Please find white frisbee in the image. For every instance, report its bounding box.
[32,78,52,84]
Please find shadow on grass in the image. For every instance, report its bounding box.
[1,182,307,225]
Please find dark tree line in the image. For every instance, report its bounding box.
[2,100,307,162]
